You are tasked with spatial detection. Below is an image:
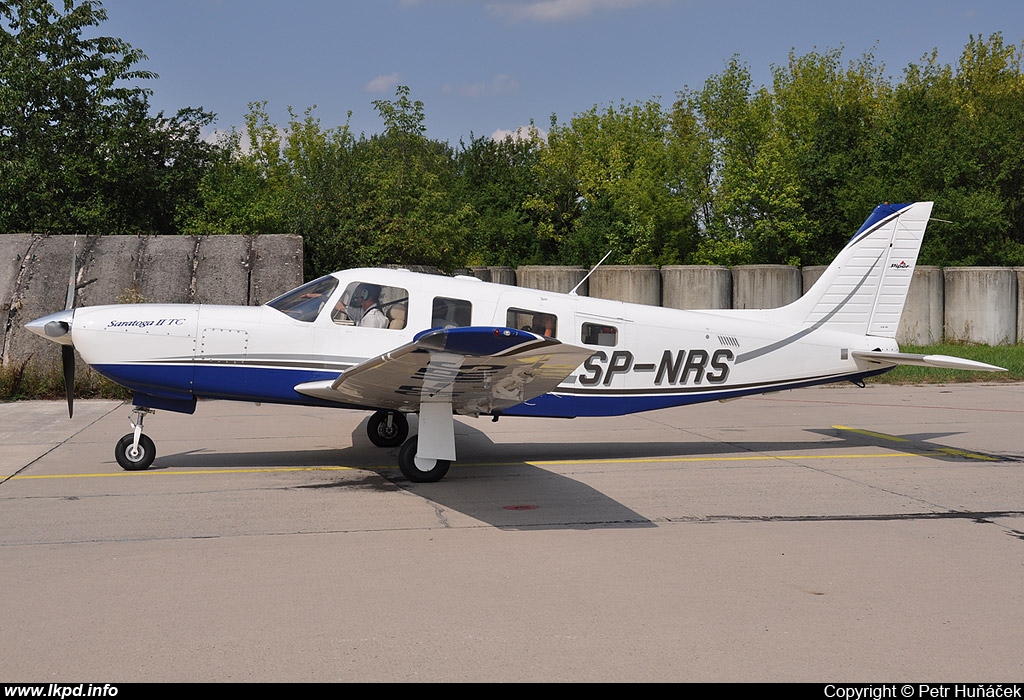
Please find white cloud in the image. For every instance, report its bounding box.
[491,124,547,142]
[443,73,520,98]
[365,72,401,94]
[485,0,653,22]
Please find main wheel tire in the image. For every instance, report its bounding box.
[398,436,450,483]
[115,433,156,471]
[367,410,409,448]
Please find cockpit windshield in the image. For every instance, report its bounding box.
[266,276,339,322]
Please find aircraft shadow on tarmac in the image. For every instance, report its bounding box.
[154,416,1015,531]
[805,427,1019,463]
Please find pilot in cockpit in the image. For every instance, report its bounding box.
[341,284,388,328]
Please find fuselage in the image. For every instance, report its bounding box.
[56,267,897,417]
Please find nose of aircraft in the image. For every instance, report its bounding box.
[25,309,75,346]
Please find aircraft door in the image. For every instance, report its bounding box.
[496,292,579,416]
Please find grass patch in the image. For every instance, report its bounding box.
[0,359,131,402]
[870,343,1024,384]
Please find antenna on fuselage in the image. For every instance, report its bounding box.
[569,249,613,296]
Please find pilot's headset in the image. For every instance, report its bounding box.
[346,284,371,323]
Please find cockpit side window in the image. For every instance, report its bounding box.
[506,308,557,337]
[333,282,409,329]
[431,297,472,328]
[267,276,339,322]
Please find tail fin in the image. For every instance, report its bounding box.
[781,201,933,337]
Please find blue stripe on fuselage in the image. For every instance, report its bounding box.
[502,367,894,417]
[94,361,893,417]
[95,362,351,409]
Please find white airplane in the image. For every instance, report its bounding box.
[26,202,1004,482]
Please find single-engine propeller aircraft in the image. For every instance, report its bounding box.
[27,202,1004,481]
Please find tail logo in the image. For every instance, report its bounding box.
[890,260,911,269]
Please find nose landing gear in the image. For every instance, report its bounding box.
[114,407,156,471]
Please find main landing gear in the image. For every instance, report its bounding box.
[114,407,156,471]
[366,410,409,448]
[366,409,448,483]
[397,436,450,483]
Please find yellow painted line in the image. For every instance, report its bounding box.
[931,447,999,461]
[10,466,368,480]
[9,452,920,480]
[834,425,998,461]
[527,452,917,466]
[833,425,910,443]
[17,444,999,481]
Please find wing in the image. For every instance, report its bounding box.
[294,326,595,415]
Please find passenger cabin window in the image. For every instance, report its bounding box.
[582,323,618,346]
[267,276,339,322]
[332,282,408,329]
[507,308,557,338]
[431,297,472,328]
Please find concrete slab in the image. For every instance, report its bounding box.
[4,236,77,366]
[76,235,147,307]
[1,383,1022,682]
[135,235,197,304]
[250,234,304,305]
[193,235,250,306]
[0,234,36,365]
[0,233,34,309]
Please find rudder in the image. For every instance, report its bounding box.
[782,202,933,337]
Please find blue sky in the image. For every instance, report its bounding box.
[98,0,1024,144]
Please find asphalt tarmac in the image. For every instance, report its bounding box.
[2,383,1023,682]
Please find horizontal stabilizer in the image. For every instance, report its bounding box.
[851,351,1006,372]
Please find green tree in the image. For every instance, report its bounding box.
[769,48,890,263]
[679,57,777,264]
[0,0,216,235]
[273,105,363,276]
[185,102,289,238]
[453,129,543,266]
[871,34,1024,265]
[344,86,472,270]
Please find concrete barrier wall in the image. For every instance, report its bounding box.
[661,266,731,310]
[2,234,303,368]
[801,266,828,295]
[1017,267,1024,346]
[488,266,517,286]
[589,265,661,306]
[943,267,1018,345]
[4,235,1020,372]
[732,265,802,309]
[897,267,944,346]
[468,266,491,282]
[516,266,588,295]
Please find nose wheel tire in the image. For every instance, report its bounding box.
[115,433,156,471]
[398,436,450,483]
[367,410,409,448]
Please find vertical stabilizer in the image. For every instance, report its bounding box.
[780,202,933,337]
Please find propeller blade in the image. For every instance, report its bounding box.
[62,344,75,418]
[61,235,78,417]
[65,237,77,311]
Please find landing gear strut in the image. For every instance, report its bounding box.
[114,407,156,471]
[366,410,409,448]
